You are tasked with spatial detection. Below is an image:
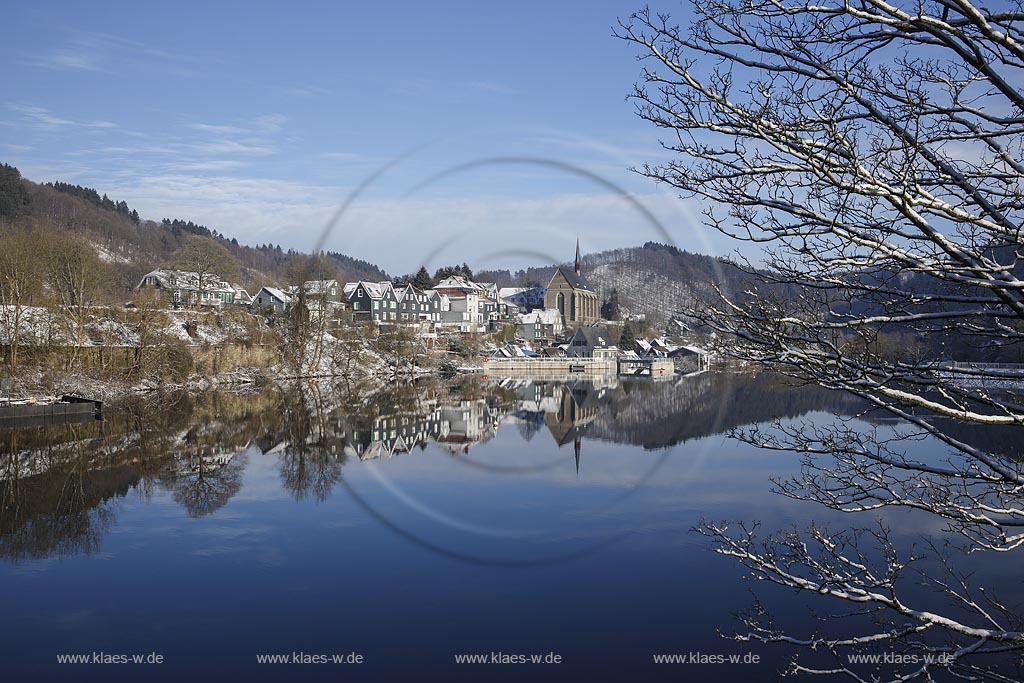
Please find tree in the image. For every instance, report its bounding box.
[46,234,110,367]
[279,252,338,375]
[412,266,433,290]
[0,224,44,371]
[0,164,30,219]
[618,321,636,353]
[620,1,1024,678]
[601,288,621,320]
[173,236,240,309]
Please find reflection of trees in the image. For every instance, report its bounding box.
[0,428,116,561]
[275,384,346,502]
[162,450,248,518]
[0,390,266,559]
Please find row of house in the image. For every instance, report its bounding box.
[139,242,607,337]
[345,276,520,333]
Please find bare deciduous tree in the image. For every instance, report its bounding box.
[620,1,1024,678]
[46,234,110,369]
[0,224,44,372]
[173,236,240,309]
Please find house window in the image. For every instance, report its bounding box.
[373,301,379,310]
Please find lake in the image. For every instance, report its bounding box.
[1,372,1020,681]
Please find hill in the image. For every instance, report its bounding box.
[0,163,389,294]
[476,242,777,323]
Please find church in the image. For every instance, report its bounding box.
[544,240,600,327]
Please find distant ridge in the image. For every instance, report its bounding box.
[0,163,389,291]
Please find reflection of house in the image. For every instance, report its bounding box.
[138,269,241,309]
[544,383,604,446]
[544,240,599,326]
[341,398,505,459]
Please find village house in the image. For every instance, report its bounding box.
[565,325,619,359]
[346,281,399,322]
[137,269,242,309]
[516,308,563,342]
[544,241,600,327]
[394,283,432,322]
[432,275,487,333]
[286,279,344,303]
[250,286,293,313]
[232,286,254,306]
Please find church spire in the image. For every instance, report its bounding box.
[575,436,581,477]
[575,237,582,276]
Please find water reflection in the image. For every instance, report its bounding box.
[0,373,862,564]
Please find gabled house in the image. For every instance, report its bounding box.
[287,279,344,303]
[232,286,254,306]
[395,283,432,322]
[516,308,563,341]
[346,281,399,322]
[138,269,239,309]
[565,325,619,359]
[251,287,293,313]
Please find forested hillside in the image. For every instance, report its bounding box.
[477,242,780,324]
[0,163,388,294]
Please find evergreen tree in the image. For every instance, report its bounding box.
[619,322,637,352]
[602,288,621,320]
[412,266,432,290]
[0,164,30,218]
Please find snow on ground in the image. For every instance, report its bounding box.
[1,305,253,348]
[91,241,133,265]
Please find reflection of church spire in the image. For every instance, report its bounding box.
[574,435,581,477]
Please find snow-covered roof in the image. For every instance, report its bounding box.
[255,286,292,303]
[518,308,561,326]
[434,276,484,293]
[141,269,234,294]
[345,281,393,299]
[498,287,527,300]
[676,345,709,356]
[574,325,617,348]
[394,283,427,302]
[288,279,338,295]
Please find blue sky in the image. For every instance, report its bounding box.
[0,0,727,275]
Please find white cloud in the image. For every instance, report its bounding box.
[9,104,117,130]
[103,169,728,274]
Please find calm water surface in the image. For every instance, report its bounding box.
[0,372,1015,681]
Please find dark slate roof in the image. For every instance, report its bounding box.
[554,266,594,292]
[575,325,617,348]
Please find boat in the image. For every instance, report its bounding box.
[0,395,103,427]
